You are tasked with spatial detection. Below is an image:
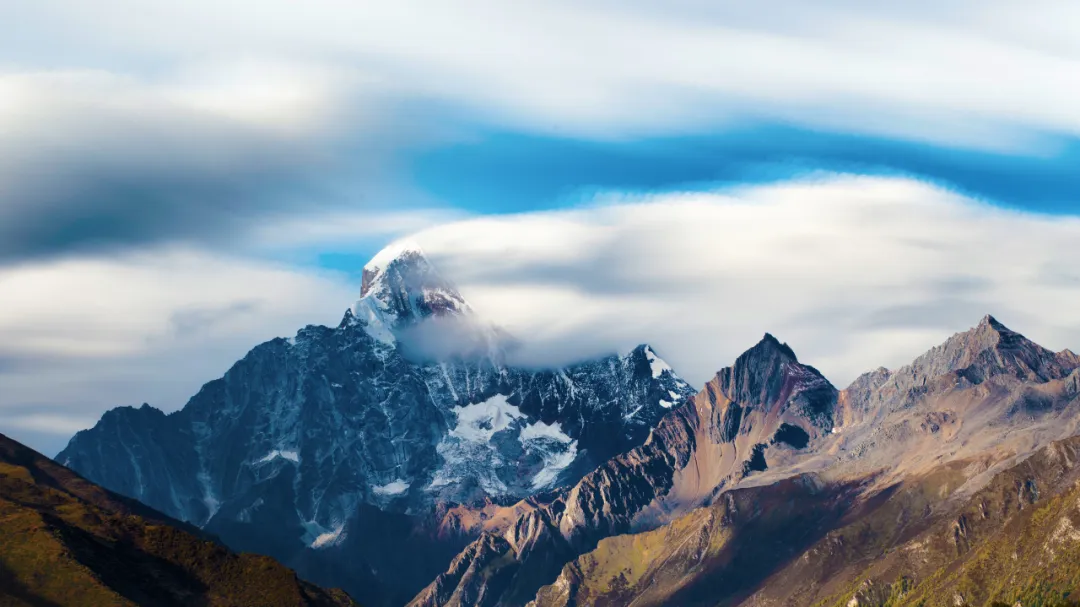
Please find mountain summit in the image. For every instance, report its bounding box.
[58,241,695,606]
[904,314,1075,384]
[351,240,474,344]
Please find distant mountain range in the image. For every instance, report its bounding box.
[49,240,1080,606]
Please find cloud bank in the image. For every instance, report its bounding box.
[409,176,1080,385]
[11,0,1080,145]
[0,249,355,455]
[5,1,1080,456]
[0,67,422,263]
[3,176,1079,456]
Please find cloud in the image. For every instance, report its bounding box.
[4,175,1079,458]
[0,248,355,453]
[0,66,433,263]
[3,1,1080,266]
[4,2,1080,456]
[9,1,1080,147]
[404,175,1080,386]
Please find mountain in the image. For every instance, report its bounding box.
[511,316,1080,607]
[56,240,696,606]
[0,431,357,607]
[528,434,1080,607]
[410,333,840,606]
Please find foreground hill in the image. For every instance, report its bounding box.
[0,432,357,607]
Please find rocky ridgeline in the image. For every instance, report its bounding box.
[411,333,841,606]
[57,240,695,607]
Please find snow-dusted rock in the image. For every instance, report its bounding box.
[57,239,695,606]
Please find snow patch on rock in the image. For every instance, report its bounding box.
[311,524,347,549]
[372,479,410,496]
[428,394,526,496]
[520,419,578,489]
[351,296,397,345]
[530,441,578,489]
[520,419,573,444]
[449,395,524,442]
[644,346,674,379]
[256,449,300,465]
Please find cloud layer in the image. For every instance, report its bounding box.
[11,1,1080,144]
[4,1,1080,265]
[3,175,1079,456]
[0,67,420,262]
[4,2,1080,456]
[410,176,1080,385]
[0,249,355,454]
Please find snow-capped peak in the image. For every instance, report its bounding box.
[363,236,424,271]
[350,238,480,347]
[360,238,430,298]
[643,346,674,379]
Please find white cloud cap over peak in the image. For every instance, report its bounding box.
[2,175,1079,456]
[407,175,1080,386]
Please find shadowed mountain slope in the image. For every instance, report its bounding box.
[410,334,840,606]
[55,241,695,606]
[0,432,357,607]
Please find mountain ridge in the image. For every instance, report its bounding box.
[56,240,696,607]
[413,315,1080,606]
[411,332,841,606]
[49,240,1080,607]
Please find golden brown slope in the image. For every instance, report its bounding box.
[798,435,1080,607]
[526,317,1080,607]
[0,432,358,607]
[529,436,1080,607]
[411,334,839,607]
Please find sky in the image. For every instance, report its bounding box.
[2,0,1079,456]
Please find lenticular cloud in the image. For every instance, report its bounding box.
[409,175,1080,386]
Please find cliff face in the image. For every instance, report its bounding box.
[523,317,1080,607]
[412,334,840,607]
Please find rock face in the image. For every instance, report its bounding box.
[57,240,694,607]
[522,317,1080,607]
[410,334,839,607]
[51,249,1080,607]
[838,315,1079,427]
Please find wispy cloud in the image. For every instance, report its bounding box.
[3,176,1079,456]
[0,248,355,448]
[4,2,1080,457]
[3,1,1080,267]
[0,66,434,263]
[10,1,1080,145]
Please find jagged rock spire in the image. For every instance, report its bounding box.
[902,314,1072,384]
[712,333,832,415]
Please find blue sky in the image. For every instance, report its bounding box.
[316,124,1080,277]
[2,0,1080,455]
[414,126,1080,216]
